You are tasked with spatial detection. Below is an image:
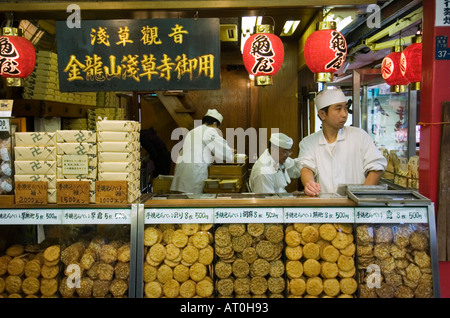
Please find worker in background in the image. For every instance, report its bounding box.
[170,109,234,194]
[298,88,387,196]
[249,132,300,194]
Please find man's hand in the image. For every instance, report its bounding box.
[304,180,321,197]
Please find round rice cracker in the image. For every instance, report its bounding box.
[198,246,214,265]
[250,276,268,295]
[232,258,250,278]
[321,262,339,279]
[286,260,303,279]
[181,245,199,264]
[256,240,275,259]
[340,277,358,295]
[232,233,252,253]
[157,264,173,283]
[228,224,246,237]
[250,258,270,277]
[165,244,181,261]
[144,227,162,246]
[143,263,157,283]
[332,232,350,250]
[306,277,323,296]
[172,229,189,248]
[215,261,232,279]
[181,223,199,236]
[303,259,321,278]
[192,231,210,249]
[145,281,162,298]
[302,226,319,243]
[334,223,354,234]
[242,247,258,264]
[303,243,320,259]
[286,245,303,261]
[196,278,214,297]
[149,243,167,263]
[265,225,284,243]
[180,279,197,298]
[247,223,265,237]
[319,224,337,241]
[163,279,180,298]
[190,262,207,282]
[337,255,354,272]
[215,226,232,247]
[320,244,340,263]
[43,245,60,262]
[288,278,306,296]
[173,264,190,283]
[323,278,341,297]
[285,230,302,247]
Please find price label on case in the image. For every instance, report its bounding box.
[0,118,10,132]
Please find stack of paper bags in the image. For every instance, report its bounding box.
[55,130,97,203]
[96,119,141,203]
[14,132,57,203]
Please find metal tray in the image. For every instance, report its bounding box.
[347,189,431,206]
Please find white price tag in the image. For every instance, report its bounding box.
[214,207,283,223]
[284,207,355,223]
[0,209,62,225]
[0,118,10,132]
[355,207,428,223]
[62,209,131,224]
[145,208,214,224]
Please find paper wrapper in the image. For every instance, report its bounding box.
[98,171,139,182]
[96,120,139,132]
[14,174,57,189]
[98,161,137,173]
[14,146,56,161]
[48,189,56,203]
[97,131,139,142]
[56,142,97,155]
[15,132,56,147]
[97,141,139,153]
[57,178,95,192]
[14,160,56,175]
[56,130,96,143]
[98,151,137,163]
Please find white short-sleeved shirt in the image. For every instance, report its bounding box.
[298,126,387,194]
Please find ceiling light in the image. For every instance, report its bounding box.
[280,20,300,36]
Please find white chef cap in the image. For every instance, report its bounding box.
[205,109,223,124]
[314,89,347,111]
[270,133,293,150]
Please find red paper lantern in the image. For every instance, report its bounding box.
[242,30,284,86]
[382,51,410,88]
[304,23,347,82]
[401,42,422,83]
[0,27,36,86]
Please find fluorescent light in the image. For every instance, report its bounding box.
[280,20,301,36]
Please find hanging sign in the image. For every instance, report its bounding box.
[436,36,450,60]
[55,18,220,91]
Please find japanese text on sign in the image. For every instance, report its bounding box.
[62,209,130,224]
[0,209,62,224]
[214,208,283,224]
[145,208,214,224]
[355,207,428,223]
[56,19,220,91]
[284,208,354,223]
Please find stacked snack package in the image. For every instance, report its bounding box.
[55,130,98,203]
[96,119,141,203]
[23,51,96,106]
[0,129,13,195]
[14,132,57,203]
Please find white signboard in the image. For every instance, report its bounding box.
[355,207,428,223]
[145,208,214,224]
[62,209,131,224]
[284,207,355,223]
[0,209,62,224]
[436,0,450,27]
[214,207,283,223]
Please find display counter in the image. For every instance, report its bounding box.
[0,191,440,298]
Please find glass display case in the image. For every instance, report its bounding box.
[0,206,137,298]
